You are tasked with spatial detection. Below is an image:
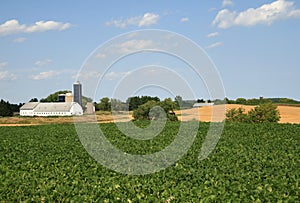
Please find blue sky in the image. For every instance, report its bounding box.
[0,0,300,103]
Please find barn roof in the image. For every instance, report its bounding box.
[20,102,39,110]
[20,102,79,112]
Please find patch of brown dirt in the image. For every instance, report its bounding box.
[0,112,133,126]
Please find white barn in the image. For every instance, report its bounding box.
[20,102,83,116]
[193,102,214,108]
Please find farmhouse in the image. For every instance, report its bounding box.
[20,102,83,116]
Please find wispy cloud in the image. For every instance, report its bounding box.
[94,53,107,59]
[113,39,156,54]
[105,71,130,80]
[180,17,189,22]
[73,70,102,80]
[13,37,27,43]
[30,70,59,80]
[35,59,52,67]
[206,42,224,49]
[207,32,219,38]
[0,19,72,36]
[213,0,300,29]
[106,13,159,28]
[0,61,8,68]
[222,0,234,7]
[0,71,17,80]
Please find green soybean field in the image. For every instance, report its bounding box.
[0,122,299,202]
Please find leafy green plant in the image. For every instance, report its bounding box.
[0,122,299,202]
[248,103,280,123]
[226,107,249,123]
[226,103,280,123]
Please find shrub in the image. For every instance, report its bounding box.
[226,103,280,123]
[248,103,280,123]
[226,107,249,123]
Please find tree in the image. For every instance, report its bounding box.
[111,98,126,111]
[175,95,183,109]
[40,90,71,102]
[127,96,141,111]
[248,103,280,123]
[246,98,260,105]
[82,96,93,110]
[133,100,157,120]
[226,107,249,123]
[196,98,205,103]
[213,98,227,105]
[133,99,178,121]
[0,99,13,117]
[96,97,111,111]
[235,98,247,105]
[40,90,92,110]
[29,98,38,102]
[126,96,160,111]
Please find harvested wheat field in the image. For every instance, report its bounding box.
[176,104,300,124]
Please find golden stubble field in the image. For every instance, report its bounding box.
[0,104,299,126]
[175,104,300,124]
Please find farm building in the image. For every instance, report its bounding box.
[20,102,83,116]
[193,102,214,108]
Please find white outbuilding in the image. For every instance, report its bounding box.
[20,102,83,116]
[193,102,214,108]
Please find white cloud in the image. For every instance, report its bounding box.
[94,53,107,59]
[106,13,159,28]
[0,19,72,36]
[139,13,159,26]
[0,71,17,80]
[213,0,300,29]
[207,32,219,38]
[222,0,234,7]
[180,17,189,22]
[105,71,130,80]
[114,39,155,54]
[0,61,8,68]
[30,70,59,80]
[206,42,224,49]
[73,71,102,80]
[13,37,27,43]
[35,59,52,67]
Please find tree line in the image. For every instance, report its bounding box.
[0,100,23,117]
[1,92,299,119]
[95,96,179,121]
[225,97,300,105]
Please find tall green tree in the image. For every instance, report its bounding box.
[96,97,111,111]
[0,99,13,117]
[175,95,183,109]
[126,96,160,111]
[133,99,178,121]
